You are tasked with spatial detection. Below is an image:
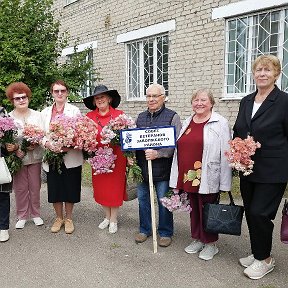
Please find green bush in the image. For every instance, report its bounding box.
[0,0,95,111]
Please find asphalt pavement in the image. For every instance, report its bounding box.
[0,184,287,288]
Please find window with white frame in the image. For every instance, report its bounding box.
[79,50,94,98]
[224,7,288,98]
[67,50,94,98]
[126,34,169,100]
[62,40,97,99]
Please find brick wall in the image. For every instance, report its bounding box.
[54,0,240,126]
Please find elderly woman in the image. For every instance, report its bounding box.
[5,82,44,229]
[170,88,232,261]
[41,80,84,234]
[233,54,288,280]
[0,106,12,242]
[84,84,126,234]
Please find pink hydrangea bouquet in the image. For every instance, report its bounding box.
[5,124,45,174]
[73,115,98,154]
[22,124,45,144]
[0,116,18,144]
[225,135,261,176]
[87,146,117,175]
[0,116,22,175]
[100,113,143,183]
[44,115,99,173]
[160,189,192,213]
[43,114,77,173]
[100,113,136,145]
[21,124,45,152]
[46,114,76,152]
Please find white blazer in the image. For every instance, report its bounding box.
[41,102,84,172]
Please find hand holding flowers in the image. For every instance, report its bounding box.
[225,135,261,176]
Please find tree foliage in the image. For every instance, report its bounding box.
[0,0,95,111]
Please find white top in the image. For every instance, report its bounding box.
[251,102,262,118]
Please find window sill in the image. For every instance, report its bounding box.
[220,97,243,101]
[64,0,78,7]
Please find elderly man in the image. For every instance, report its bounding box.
[135,83,182,247]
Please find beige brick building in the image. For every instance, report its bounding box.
[54,0,288,125]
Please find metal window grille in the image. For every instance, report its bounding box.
[126,34,169,100]
[225,7,288,98]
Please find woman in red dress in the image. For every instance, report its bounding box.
[84,85,126,234]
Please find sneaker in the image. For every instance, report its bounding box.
[198,243,219,261]
[51,217,64,233]
[135,233,148,243]
[64,219,74,234]
[109,222,118,234]
[159,237,172,247]
[244,258,275,280]
[15,219,26,229]
[184,240,204,254]
[32,217,44,226]
[98,218,110,229]
[0,230,9,242]
[239,254,255,268]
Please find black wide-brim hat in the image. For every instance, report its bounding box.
[83,84,121,110]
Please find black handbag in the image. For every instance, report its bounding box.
[203,192,244,236]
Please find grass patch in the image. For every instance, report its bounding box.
[110,243,121,249]
[230,176,288,199]
[82,162,92,187]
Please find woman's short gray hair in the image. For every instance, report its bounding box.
[191,88,215,106]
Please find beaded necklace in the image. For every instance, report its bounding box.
[95,114,112,128]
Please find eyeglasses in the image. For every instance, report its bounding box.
[146,94,163,100]
[13,96,28,102]
[53,89,67,94]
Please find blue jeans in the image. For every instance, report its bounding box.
[137,181,173,237]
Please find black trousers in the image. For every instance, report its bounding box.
[0,192,10,230]
[240,179,286,260]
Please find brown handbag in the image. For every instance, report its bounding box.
[280,199,288,244]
